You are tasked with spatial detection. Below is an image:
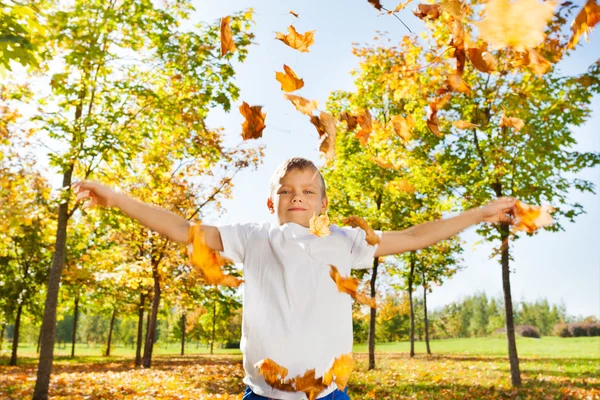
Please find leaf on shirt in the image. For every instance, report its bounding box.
[342,216,381,246]
[220,16,236,56]
[309,213,331,237]
[254,358,294,391]
[276,64,304,92]
[512,200,555,233]
[323,353,355,391]
[275,25,315,52]
[240,102,267,140]
[293,369,329,400]
[188,222,243,287]
[329,265,377,309]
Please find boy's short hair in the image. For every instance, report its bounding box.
[270,157,327,198]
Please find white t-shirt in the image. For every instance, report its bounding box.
[217,221,381,400]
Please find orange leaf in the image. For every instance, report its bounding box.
[276,64,304,92]
[453,120,479,129]
[340,112,358,131]
[323,353,355,391]
[514,48,551,76]
[392,114,415,142]
[275,25,315,52]
[500,115,524,132]
[284,94,318,116]
[567,0,600,49]
[414,3,442,20]
[309,213,331,237]
[293,369,328,400]
[330,265,377,308]
[342,216,381,246]
[355,110,373,145]
[372,156,395,169]
[289,10,300,18]
[427,94,451,137]
[188,222,243,287]
[240,102,266,140]
[255,359,294,392]
[387,179,416,193]
[477,0,556,51]
[393,0,413,13]
[513,200,555,233]
[468,44,498,73]
[448,73,471,94]
[220,16,236,56]
[310,112,337,161]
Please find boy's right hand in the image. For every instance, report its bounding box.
[73,181,119,209]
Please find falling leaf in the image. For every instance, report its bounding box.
[323,354,355,391]
[500,114,525,132]
[355,110,373,145]
[514,48,551,76]
[392,114,415,142]
[309,213,331,237]
[188,222,243,287]
[427,94,451,137]
[453,120,479,129]
[468,44,498,73]
[372,156,395,169]
[289,10,300,18]
[284,94,319,116]
[449,19,466,74]
[568,0,600,48]
[414,3,442,20]
[294,369,328,400]
[448,73,471,94]
[275,25,315,52]
[387,179,416,193]
[369,0,383,10]
[512,200,555,233]
[255,359,294,392]
[440,0,463,17]
[340,112,359,131]
[477,0,556,51]
[342,216,381,246]
[329,265,377,308]
[393,0,413,12]
[220,16,236,56]
[276,64,304,92]
[240,102,266,140]
[310,112,337,161]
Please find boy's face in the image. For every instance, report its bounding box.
[267,168,328,227]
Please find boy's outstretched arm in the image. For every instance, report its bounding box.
[374,197,517,257]
[73,181,224,250]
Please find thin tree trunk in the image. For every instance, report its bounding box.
[210,301,216,355]
[423,271,431,355]
[36,327,41,353]
[0,322,5,352]
[34,164,73,400]
[368,257,379,370]
[409,252,416,358]
[142,267,161,368]
[500,224,521,386]
[135,293,145,367]
[9,303,24,366]
[180,312,186,356]
[71,292,80,358]
[105,307,117,356]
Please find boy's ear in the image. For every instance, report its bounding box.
[321,196,328,214]
[266,197,275,214]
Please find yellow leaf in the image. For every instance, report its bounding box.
[275,26,315,52]
[453,120,479,129]
[500,115,524,132]
[284,94,318,116]
[275,64,304,92]
[309,213,331,237]
[567,0,600,49]
[392,114,415,142]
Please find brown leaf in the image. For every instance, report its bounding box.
[392,114,415,142]
[414,4,442,20]
[255,359,294,392]
[340,112,358,131]
[342,216,381,246]
[276,64,304,92]
[329,265,377,308]
[440,0,463,17]
[284,94,318,116]
[323,354,355,391]
[309,213,331,237]
[355,110,373,145]
[310,112,337,161]
[289,10,300,18]
[368,0,383,10]
[468,44,498,73]
[220,17,236,56]
[513,200,555,233]
[275,25,315,52]
[500,115,524,132]
[426,94,451,137]
[453,120,479,129]
[450,19,466,74]
[567,0,600,48]
[448,73,471,94]
[514,48,551,76]
[293,369,328,400]
[240,102,266,140]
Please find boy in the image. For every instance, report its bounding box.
[74,157,517,400]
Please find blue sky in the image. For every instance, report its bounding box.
[189,0,600,318]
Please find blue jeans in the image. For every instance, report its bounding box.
[243,386,350,399]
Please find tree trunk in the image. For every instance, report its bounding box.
[36,327,41,353]
[105,307,117,357]
[409,252,416,358]
[9,303,24,366]
[135,293,145,367]
[180,312,186,356]
[34,164,73,400]
[71,292,80,358]
[210,301,216,355]
[367,257,379,370]
[142,268,161,368]
[423,272,431,355]
[500,224,522,386]
[0,322,5,352]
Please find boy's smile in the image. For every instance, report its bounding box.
[267,168,328,227]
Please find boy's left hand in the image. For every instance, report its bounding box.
[479,197,518,224]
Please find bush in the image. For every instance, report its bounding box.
[552,323,570,337]
[570,324,588,337]
[588,324,600,336]
[553,322,600,337]
[518,325,541,338]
